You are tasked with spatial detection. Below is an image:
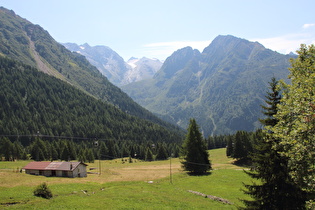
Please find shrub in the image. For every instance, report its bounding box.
[33,182,53,199]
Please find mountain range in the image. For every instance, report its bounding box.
[0,7,183,141]
[0,6,297,138]
[122,35,295,136]
[62,43,163,86]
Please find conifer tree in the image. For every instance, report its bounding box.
[226,135,233,157]
[98,141,108,160]
[181,118,211,174]
[155,143,168,160]
[145,147,154,161]
[242,77,307,209]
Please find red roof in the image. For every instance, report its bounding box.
[23,162,87,171]
[23,161,50,170]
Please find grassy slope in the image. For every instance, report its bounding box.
[0,148,252,209]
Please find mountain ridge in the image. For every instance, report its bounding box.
[122,35,294,136]
[63,43,163,86]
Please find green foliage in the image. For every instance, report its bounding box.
[33,182,53,199]
[270,44,315,201]
[242,77,307,209]
[155,143,168,160]
[225,131,253,161]
[233,131,252,160]
[145,147,154,161]
[181,119,211,174]
[259,77,281,126]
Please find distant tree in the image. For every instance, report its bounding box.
[226,135,233,157]
[77,148,87,163]
[30,138,48,161]
[1,137,13,161]
[155,143,168,160]
[232,131,251,160]
[98,141,108,160]
[145,147,154,161]
[60,141,71,161]
[207,136,215,149]
[106,139,118,160]
[13,140,26,160]
[86,148,95,163]
[242,77,307,209]
[181,119,211,174]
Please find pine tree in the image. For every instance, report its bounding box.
[98,141,108,160]
[181,118,211,174]
[242,77,307,209]
[226,135,233,157]
[145,147,154,161]
[155,143,168,160]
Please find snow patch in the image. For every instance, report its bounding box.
[127,58,139,69]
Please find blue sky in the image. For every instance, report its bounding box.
[1,0,314,60]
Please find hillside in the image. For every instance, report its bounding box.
[0,56,182,144]
[122,35,294,136]
[0,7,181,134]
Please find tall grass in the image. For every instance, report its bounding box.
[0,148,252,209]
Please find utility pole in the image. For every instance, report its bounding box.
[170,153,173,184]
[94,140,101,176]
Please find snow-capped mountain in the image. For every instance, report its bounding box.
[124,57,163,84]
[62,43,163,86]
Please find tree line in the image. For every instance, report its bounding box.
[0,136,181,162]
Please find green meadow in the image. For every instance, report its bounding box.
[0,148,253,209]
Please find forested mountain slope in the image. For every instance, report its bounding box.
[0,7,179,132]
[123,35,294,136]
[0,56,182,144]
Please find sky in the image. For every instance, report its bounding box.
[1,0,315,61]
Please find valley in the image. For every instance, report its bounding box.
[0,4,314,209]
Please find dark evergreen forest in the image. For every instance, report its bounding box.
[0,56,183,142]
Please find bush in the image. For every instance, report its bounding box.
[33,182,53,199]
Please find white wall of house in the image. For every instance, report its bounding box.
[73,163,87,177]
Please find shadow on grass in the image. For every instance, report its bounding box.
[232,158,252,168]
[186,171,212,176]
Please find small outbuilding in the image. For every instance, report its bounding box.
[23,161,87,178]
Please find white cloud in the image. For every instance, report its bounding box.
[303,23,315,29]
[251,33,315,54]
[143,40,211,60]
[141,31,315,60]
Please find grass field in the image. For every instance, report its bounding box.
[0,148,253,209]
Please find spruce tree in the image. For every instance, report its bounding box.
[145,147,154,161]
[155,144,168,160]
[181,118,211,174]
[242,77,307,209]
